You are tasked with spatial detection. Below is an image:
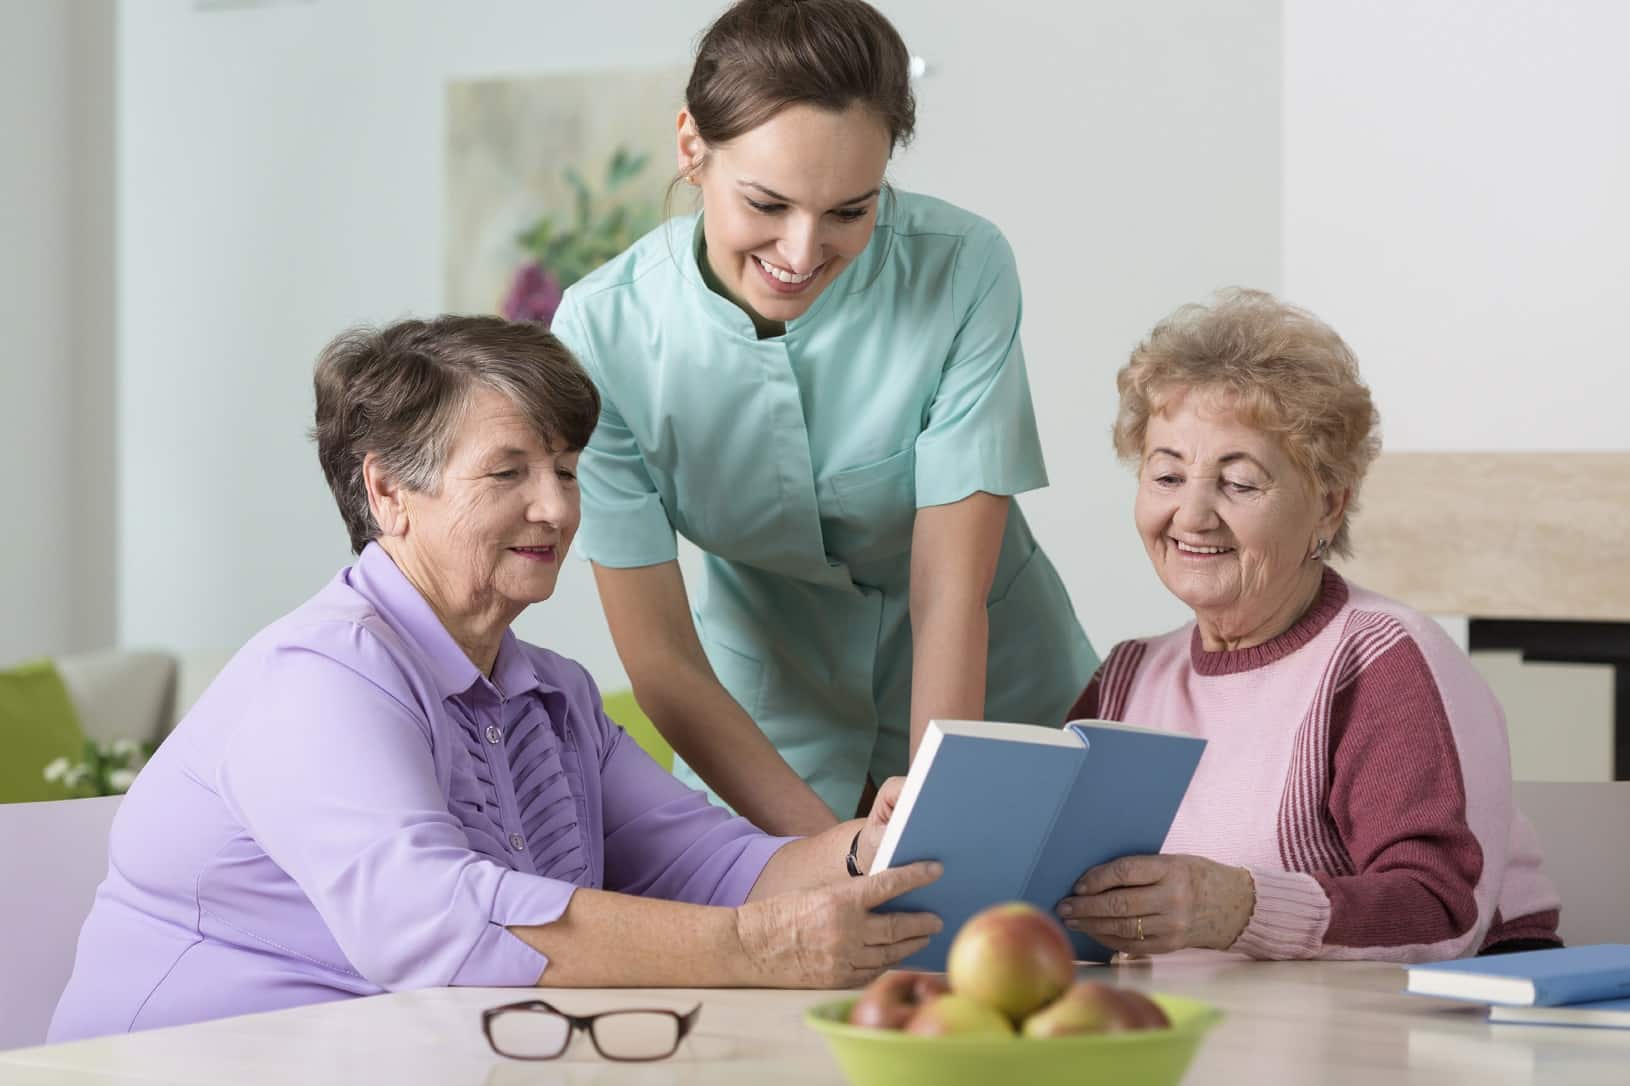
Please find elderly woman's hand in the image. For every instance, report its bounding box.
[1055,855,1255,955]
[734,860,942,987]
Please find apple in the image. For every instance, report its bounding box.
[1021,981,1172,1037]
[903,993,1015,1038]
[946,902,1075,1022]
[847,970,951,1030]
[1111,987,1171,1031]
[1021,981,1121,1037]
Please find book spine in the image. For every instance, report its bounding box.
[1013,740,1088,907]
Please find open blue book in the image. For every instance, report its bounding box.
[1405,944,1630,1006]
[869,718,1206,971]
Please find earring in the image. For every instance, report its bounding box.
[1310,537,1329,562]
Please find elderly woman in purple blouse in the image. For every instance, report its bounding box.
[50,317,940,1041]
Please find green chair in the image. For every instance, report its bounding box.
[0,661,88,804]
[600,689,673,772]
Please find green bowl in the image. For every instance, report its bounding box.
[805,994,1221,1086]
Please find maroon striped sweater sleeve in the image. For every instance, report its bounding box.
[1315,635,1486,951]
[1064,641,1142,724]
[1065,673,1102,721]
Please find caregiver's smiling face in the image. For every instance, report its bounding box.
[680,101,892,331]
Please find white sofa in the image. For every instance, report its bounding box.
[55,648,233,748]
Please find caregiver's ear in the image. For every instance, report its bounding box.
[676,109,708,179]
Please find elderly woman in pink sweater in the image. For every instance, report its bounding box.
[1057,290,1560,962]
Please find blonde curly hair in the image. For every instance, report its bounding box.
[1113,289,1381,558]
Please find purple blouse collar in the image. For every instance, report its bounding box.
[349,542,553,702]
[1188,566,1350,676]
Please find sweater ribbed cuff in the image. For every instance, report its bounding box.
[1231,868,1331,960]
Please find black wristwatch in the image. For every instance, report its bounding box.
[846,829,865,877]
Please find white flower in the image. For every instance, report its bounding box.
[109,768,138,793]
[64,765,90,789]
[43,757,71,782]
[111,738,140,758]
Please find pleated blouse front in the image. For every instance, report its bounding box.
[446,678,592,886]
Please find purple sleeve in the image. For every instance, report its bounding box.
[595,711,793,906]
[216,629,575,990]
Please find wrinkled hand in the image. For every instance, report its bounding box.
[1055,854,1255,955]
[855,776,907,874]
[735,860,942,988]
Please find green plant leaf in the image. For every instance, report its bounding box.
[564,166,593,229]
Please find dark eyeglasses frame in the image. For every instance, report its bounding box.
[481,998,701,1062]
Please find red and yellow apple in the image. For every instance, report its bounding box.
[1109,987,1171,1031]
[847,970,951,1030]
[903,993,1015,1038]
[1020,980,1172,1037]
[946,902,1075,1022]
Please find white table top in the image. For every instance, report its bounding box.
[4,954,1628,1085]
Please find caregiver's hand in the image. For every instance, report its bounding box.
[734,860,943,987]
[854,775,907,874]
[1055,854,1255,955]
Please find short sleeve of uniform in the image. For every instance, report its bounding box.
[552,296,678,568]
[912,223,1049,508]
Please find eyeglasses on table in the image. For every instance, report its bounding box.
[481,998,701,1061]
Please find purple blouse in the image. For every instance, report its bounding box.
[49,544,791,1041]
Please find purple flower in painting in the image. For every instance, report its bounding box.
[501,262,564,326]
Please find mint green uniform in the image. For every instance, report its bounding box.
[552,190,1096,818]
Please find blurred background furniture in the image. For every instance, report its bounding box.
[0,794,122,1050]
[1512,780,1630,947]
[0,650,230,805]
[601,689,672,771]
[1339,452,1630,781]
[4,649,672,805]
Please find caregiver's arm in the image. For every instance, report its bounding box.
[907,491,1009,759]
[745,776,907,899]
[594,559,839,835]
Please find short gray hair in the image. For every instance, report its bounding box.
[312,315,600,554]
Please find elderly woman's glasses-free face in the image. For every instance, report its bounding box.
[482,999,701,1061]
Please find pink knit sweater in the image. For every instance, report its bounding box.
[1070,569,1560,962]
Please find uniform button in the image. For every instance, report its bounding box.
[485,725,503,744]
[509,832,526,852]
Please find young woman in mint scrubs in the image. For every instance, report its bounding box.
[552,0,1095,834]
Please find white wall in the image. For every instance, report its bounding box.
[1284,0,1630,779]
[2,2,75,665]
[2,0,71,665]
[1283,0,1630,450]
[0,0,116,667]
[117,0,714,676]
[116,0,1283,680]
[888,1,1283,654]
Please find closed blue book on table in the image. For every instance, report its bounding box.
[869,718,1206,971]
[1405,944,1630,1006]
[1489,997,1630,1029]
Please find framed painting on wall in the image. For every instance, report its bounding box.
[445,66,689,324]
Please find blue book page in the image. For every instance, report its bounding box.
[1022,721,1206,962]
[874,729,1085,971]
